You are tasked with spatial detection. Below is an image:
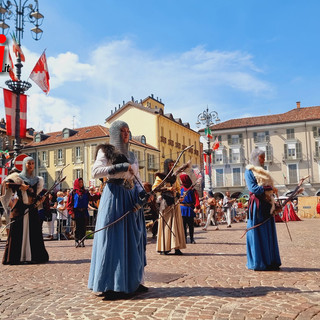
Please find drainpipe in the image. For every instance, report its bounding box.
[305,122,312,182]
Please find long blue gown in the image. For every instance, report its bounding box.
[88,149,146,294]
[245,169,281,271]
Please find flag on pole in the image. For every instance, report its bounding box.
[29,51,50,94]
[3,88,27,138]
[212,137,220,150]
[204,128,213,139]
[11,33,25,62]
[8,50,18,81]
[0,167,8,183]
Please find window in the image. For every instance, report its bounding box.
[215,169,224,187]
[57,149,63,164]
[215,150,223,163]
[229,148,240,163]
[63,129,69,138]
[73,169,83,180]
[284,142,301,160]
[39,172,48,189]
[161,126,164,136]
[133,150,141,163]
[141,136,146,144]
[254,131,269,143]
[288,164,298,184]
[35,134,41,142]
[227,134,243,145]
[286,128,295,140]
[75,146,81,160]
[42,151,46,163]
[232,168,241,186]
[147,154,155,170]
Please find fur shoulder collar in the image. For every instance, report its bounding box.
[246,164,274,187]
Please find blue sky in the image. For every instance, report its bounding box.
[1,0,320,133]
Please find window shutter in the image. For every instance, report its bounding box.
[284,144,288,159]
[296,142,302,159]
[240,147,245,162]
[54,150,57,166]
[316,141,319,158]
[313,126,318,138]
[62,149,66,165]
[212,151,215,164]
[253,132,257,143]
[73,169,76,181]
[72,147,75,163]
[91,145,97,163]
[80,146,84,162]
[265,131,270,142]
[46,151,50,168]
[227,134,231,145]
[80,169,83,179]
[223,149,227,164]
[239,133,243,144]
[229,148,232,163]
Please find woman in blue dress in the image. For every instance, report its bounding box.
[88,120,147,299]
[245,148,281,271]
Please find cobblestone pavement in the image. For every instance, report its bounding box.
[0,219,319,320]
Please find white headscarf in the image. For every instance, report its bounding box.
[19,156,39,186]
[250,148,265,167]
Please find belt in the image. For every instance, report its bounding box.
[180,203,194,207]
[107,178,134,190]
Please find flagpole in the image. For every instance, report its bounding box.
[196,107,220,193]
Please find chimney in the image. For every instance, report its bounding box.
[296,101,301,109]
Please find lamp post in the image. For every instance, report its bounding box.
[0,0,44,156]
[196,106,220,192]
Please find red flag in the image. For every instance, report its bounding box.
[29,51,50,94]
[12,33,25,62]
[4,159,12,169]
[8,51,18,82]
[0,167,8,183]
[3,88,27,138]
[212,137,220,150]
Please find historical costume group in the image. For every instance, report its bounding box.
[245,148,282,271]
[1,157,49,265]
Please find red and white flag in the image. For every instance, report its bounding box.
[29,51,50,94]
[0,167,8,183]
[212,137,220,151]
[3,88,27,138]
[12,33,25,62]
[8,51,18,82]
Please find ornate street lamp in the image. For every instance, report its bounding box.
[196,106,220,192]
[0,0,44,156]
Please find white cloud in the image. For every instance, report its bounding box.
[0,38,273,133]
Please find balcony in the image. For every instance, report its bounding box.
[194,150,199,156]
[175,142,181,149]
[188,148,193,154]
[160,136,166,143]
[168,139,174,146]
[182,144,187,150]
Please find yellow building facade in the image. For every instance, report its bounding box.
[24,125,160,189]
[105,95,202,171]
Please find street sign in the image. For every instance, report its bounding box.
[14,154,28,171]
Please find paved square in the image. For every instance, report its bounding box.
[0,219,319,319]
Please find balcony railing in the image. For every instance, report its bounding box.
[160,136,167,143]
[168,139,174,146]
[175,142,181,148]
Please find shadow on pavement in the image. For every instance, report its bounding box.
[185,252,246,257]
[280,267,320,272]
[131,285,303,299]
[48,259,91,264]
